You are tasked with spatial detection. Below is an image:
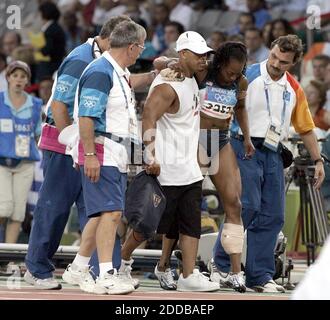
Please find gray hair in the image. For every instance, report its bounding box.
[110,21,146,48]
[99,15,131,39]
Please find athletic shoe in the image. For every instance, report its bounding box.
[252,280,285,293]
[95,269,135,295]
[62,263,96,293]
[154,263,177,290]
[24,270,61,290]
[118,259,140,289]
[177,269,220,292]
[207,258,231,288]
[207,259,246,292]
[229,272,246,293]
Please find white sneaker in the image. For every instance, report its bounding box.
[252,280,285,293]
[177,269,220,292]
[24,270,61,290]
[95,269,135,295]
[154,263,177,290]
[62,263,96,293]
[118,259,140,289]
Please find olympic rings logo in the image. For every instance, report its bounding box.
[56,84,69,93]
[83,99,97,108]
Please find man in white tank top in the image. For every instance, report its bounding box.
[141,31,218,292]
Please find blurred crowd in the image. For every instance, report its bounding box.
[0,0,330,245]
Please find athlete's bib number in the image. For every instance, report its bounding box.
[202,100,233,119]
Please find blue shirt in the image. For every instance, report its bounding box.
[46,38,97,121]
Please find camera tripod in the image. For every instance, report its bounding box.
[285,156,330,266]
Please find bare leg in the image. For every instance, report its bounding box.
[158,235,177,271]
[121,230,145,261]
[5,220,21,243]
[179,234,199,278]
[210,143,243,273]
[96,211,121,263]
[78,216,99,257]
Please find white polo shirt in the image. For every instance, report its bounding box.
[243,60,315,139]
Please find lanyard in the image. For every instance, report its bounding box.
[91,39,102,59]
[264,81,288,130]
[114,70,131,109]
[114,70,139,145]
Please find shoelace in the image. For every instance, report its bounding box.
[163,269,175,284]
[210,261,218,273]
[118,265,133,279]
[230,273,245,287]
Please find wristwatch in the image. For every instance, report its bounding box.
[314,157,324,165]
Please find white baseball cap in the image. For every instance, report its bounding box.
[176,31,214,55]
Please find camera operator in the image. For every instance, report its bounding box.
[212,35,325,293]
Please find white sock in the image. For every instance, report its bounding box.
[72,254,90,269]
[99,262,113,278]
[119,259,132,271]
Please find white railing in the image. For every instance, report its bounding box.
[0,243,167,258]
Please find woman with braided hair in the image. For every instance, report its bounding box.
[197,42,255,292]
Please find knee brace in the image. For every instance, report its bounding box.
[221,223,244,254]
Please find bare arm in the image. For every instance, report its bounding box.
[153,56,208,84]
[153,56,178,71]
[142,84,177,175]
[300,130,325,189]
[79,116,100,183]
[235,77,255,157]
[51,100,72,132]
[130,71,158,90]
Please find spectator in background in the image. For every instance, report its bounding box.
[0,61,42,244]
[230,12,255,36]
[305,80,330,132]
[266,19,295,48]
[151,3,170,54]
[0,53,7,92]
[62,10,84,52]
[262,21,272,46]
[38,75,54,113]
[312,55,330,83]
[324,63,330,111]
[160,21,184,58]
[244,27,269,64]
[35,1,66,81]
[165,0,193,31]
[208,31,227,51]
[246,0,271,30]
[301,54,330,89]
[1,31,22,63]
[11,46,36,85]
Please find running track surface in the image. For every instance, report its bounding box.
[0,276,290,300]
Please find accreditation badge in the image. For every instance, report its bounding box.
[263,124,281,152]
[0,119,14,132]
[15,134,30,157]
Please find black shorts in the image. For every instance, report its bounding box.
[199,129,230,160]
[157,180,202,239]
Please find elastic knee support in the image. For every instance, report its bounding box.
[221,223,244,254]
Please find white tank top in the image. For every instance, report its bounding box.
[148,75,203,186]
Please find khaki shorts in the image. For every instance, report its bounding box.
[0,161,34,222]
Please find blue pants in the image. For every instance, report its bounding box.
[213,138,285,287]
[25,151,121,279]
